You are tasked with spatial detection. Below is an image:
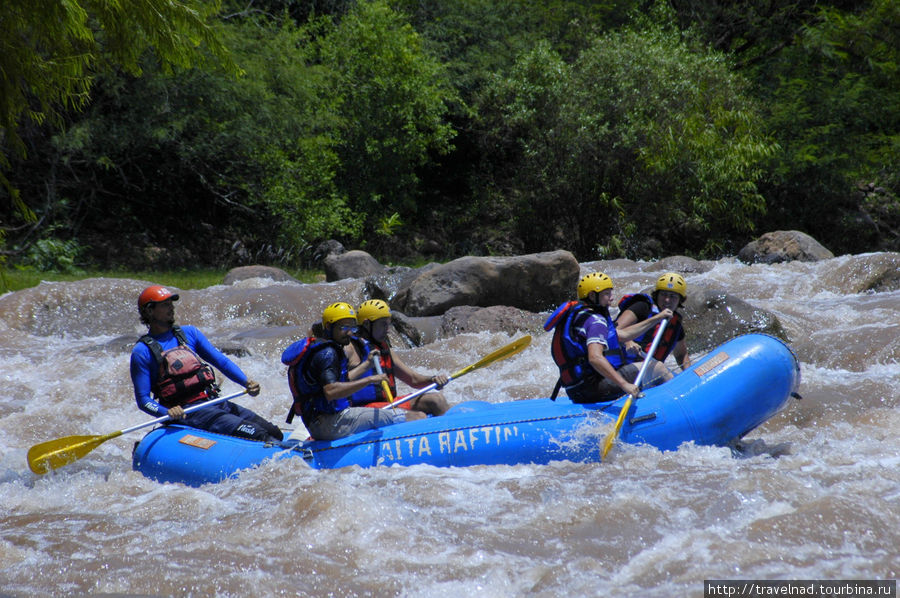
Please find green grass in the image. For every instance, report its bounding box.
[0,267,324,294]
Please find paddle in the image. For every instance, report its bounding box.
[372,356,396,405]
[27,389,249,474]
[601,318,669,459]
[381,334,532,410]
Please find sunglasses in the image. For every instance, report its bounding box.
[337,324,358,333]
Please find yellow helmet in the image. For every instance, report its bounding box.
[357,299,391,323]
[654,272,687,300]
[322,302,357,327]
[577,272,614,300]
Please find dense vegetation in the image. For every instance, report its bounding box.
[2,0,898,280]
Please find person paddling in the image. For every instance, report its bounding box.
[545,272,672,403]
[615,272,692,380]
[345,299,449,416]
[130,285,283,442]
[282,302,426,441]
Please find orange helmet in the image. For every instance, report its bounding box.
[138,285,179,309]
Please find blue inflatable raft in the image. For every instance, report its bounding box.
[132,334,800,486]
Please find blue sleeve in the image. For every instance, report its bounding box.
[182,325,249,387]
[310,346,342,387]
[130,343,168,417]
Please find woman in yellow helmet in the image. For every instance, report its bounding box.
[616,272,692,378]
[281,302,425,440]
[345,299,449,416]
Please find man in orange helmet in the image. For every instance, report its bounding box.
[130,285,283,442]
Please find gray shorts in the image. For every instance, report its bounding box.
[306,406,407,441]
[566,359,670,403]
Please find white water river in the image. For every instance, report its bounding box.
[1,254,898,597]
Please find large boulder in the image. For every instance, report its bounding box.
[826,252,900,293]
[224,265,301,285]
[681,285,788,351]
[363,263,441,306]
[323,249,385,281]
[385,306,544,347]
[738,230,834,264]
[313,239,345,263]
[401,250,580,316]
[389,311,443,347]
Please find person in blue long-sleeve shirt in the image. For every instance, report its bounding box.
[130,285,282,442]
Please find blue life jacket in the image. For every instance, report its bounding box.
[281,337,349,424]
[545,301,631,389]
[346,335,396,406]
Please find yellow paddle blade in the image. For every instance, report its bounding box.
[450,334,532,380]
[601,394,634,459]
[27,431,123,474]
[381,381,396,404]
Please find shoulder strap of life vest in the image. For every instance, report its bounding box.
[139,325,190,367]
[544,300,579,331]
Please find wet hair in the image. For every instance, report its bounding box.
[310,321,326,338]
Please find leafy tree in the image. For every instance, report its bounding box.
[16,15,357,267]
[759,0,900,252]
[0,0,237,271]
[476,22,776,258]
[666,0,863,70]
[6,2,458,267]
[0,0,236,165]
[311,0,457,240]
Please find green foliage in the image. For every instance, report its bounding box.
[476,22,776,258]
[312,0,457,227]
[759,0,900,251]
[0,0,237,161]
[376,212,404,237]
[2,0,898,269]
[18,238,84,274]
[0,0,240,277]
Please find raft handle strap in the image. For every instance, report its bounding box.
[629,413,657,425]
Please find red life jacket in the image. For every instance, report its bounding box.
[617,294,684,362]
[348,335,397,404]
[139,326,217,408]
